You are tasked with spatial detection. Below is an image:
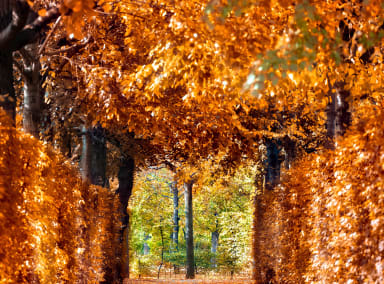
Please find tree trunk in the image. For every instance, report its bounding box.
[211,231,219,253]
[0,3,15,121]
[157,220,164,279]
[264,139,282,191]
[251,188,263,283]
[0,50,16,122]
[326,83,350,148]
[79,125,107,282]
[80,126,107,186]
[211,230,219,268]
[171,182,179,251]
[184,181,195,279]
[252,139,288,281]
[116,155,135,280]
[22,44,42,138]
[0,4,58,124]
[143,242,150,255]
[282,135,296,170]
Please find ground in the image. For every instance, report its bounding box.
[124,280,255,284]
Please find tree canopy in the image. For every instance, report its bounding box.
[2,0,384,282]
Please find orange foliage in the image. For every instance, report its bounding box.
[0,111,119,283]
[265,101,384,283]
[49,0,288,166]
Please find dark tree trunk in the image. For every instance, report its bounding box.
[78,125,107,282]
[184,181,195,279]
[80,126,107,186]
[157,220,164,279]
[171,182,179,251]
[0,3,15,121]
[61,127,72,158]
[22,44,43,138]
[0,3,59,123]
[116,155,135,280]
[264,138,282,191]
[282,135,296,170]
[326,83,351,148]
[0,50,16,122]
[252,138,293,281]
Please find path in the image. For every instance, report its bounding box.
[124,280,256,284]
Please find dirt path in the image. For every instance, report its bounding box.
[124,280,256,284]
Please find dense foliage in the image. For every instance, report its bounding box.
[2,0,384,282]
[0,111,119,283]
[129,167,253,278]
[253,102,384,283]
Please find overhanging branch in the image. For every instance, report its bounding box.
[0,0,31,49]
[43,37,90,56]
[10,6,60,51]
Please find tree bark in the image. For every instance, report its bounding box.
[325,83,351,148]
[22,44,43,138]
[0,5,18,121]
[157,219,164,279]
[80,126,107,186]
[211,230,219,268]
[116,155,135,280]
[0,50,16,122]
[78,125,107,282]
[252,139,291,281]
[282,135,296,170]
[171,182,179,251]
[184,181,195,279]
[0,3,59,122]
[264,139,282,191]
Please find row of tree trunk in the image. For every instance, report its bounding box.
[251,81,351,282]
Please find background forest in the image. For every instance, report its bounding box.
[129,166,254,279]
[1,0,384,283]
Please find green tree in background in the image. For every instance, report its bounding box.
[129,164,255,278]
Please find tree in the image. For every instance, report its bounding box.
[129,169,174,278]
[0,1,53,121]
[170,180,180,252]
[194,162,254,276]
[13,43,44,137]
[0,109,119,283]
[52,2,267,279]
[183,179,195,279]
[116,154,135,279]
[0,0,98,123]
[130,164,254,279]
[6,0,384,282]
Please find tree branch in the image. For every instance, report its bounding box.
[38,15,61,55]
[160,194,172,199]
[18,47,34,65]
[10,6,60,51]
[43,37,90,56]
[0,0,31,49]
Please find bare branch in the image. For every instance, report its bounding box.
[38,15,61,55]
[160,194,172,199]
[43,37,90,56]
